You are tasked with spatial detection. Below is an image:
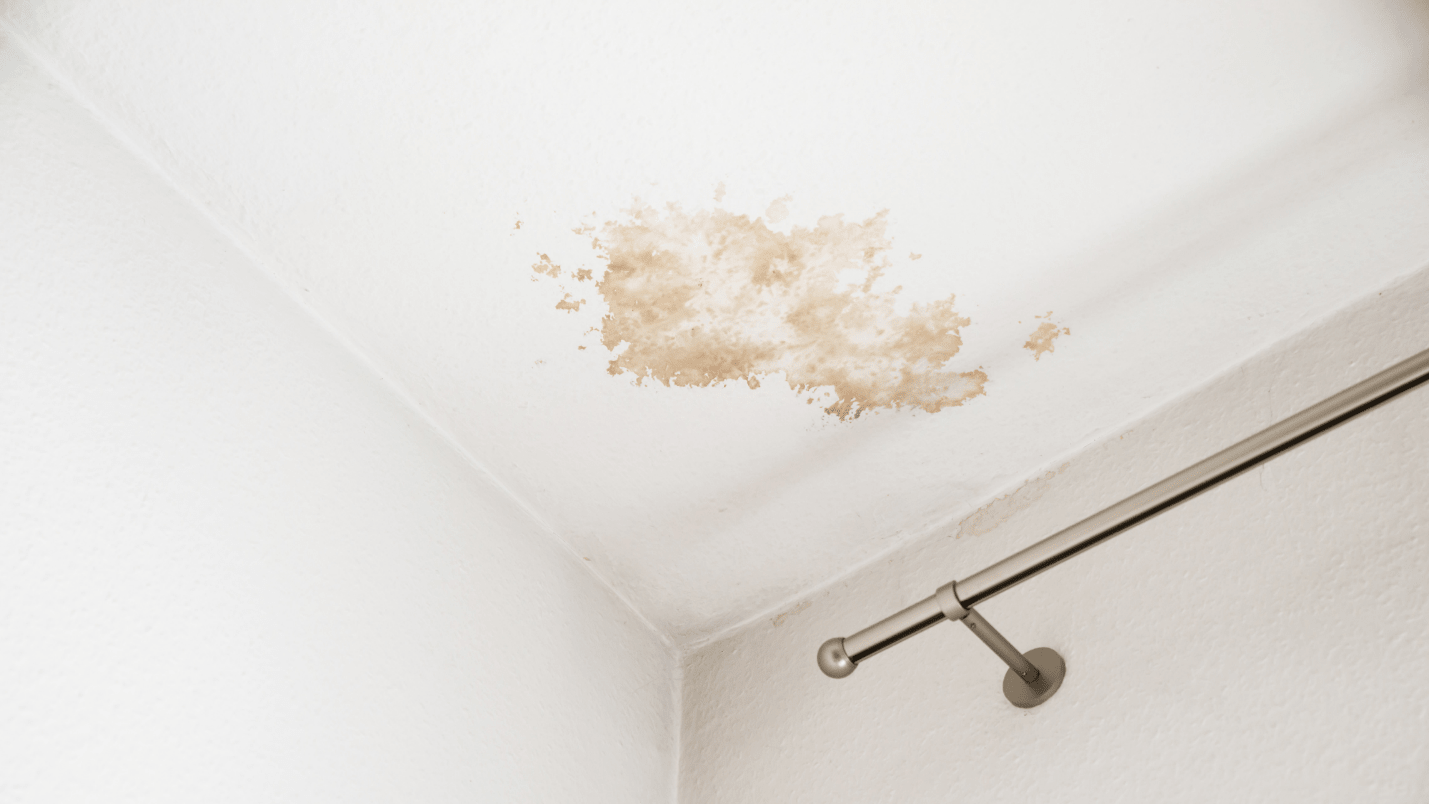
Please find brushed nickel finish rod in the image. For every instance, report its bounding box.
[961,609,1039,685]
[818,346,1429,694]
[960,609,1066,708]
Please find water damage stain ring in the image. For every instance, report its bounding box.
[533,202,988,420]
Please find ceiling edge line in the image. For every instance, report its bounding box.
[680,259,1429,655]
[0,20,677,653]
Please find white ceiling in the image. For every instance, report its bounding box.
[6,0,1429,646]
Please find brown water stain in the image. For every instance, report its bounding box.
[764,195,792,224]
[1024,312,1070,361]
[536,202,986,420]
[955,463,1070,538]
[713,182,726,203]
[770,599,811,627]
[555,294,585,312]
[532,253,561,278]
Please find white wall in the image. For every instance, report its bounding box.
[0,38,676,804]
[681,266,1429,803]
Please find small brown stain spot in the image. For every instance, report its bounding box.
[1024,313,1070,361]
[537,202,986,420]
[771,599,811,627]
[578,345,587,350]
[532,253,561,278]
[574,268,593,282]
[956,464,1070,539]
[555,294,585,312]
[909,252,922,261]
[714,182,727,203]
[583,556,591,561]
[764,195,792,224]
[513,219,522,231]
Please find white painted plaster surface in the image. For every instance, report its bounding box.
[0,42,675,803]
[680,268,1429,802]
[5,1,1429,645]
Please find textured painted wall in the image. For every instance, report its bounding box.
[0,41,676,803]
[680,268,1429,802]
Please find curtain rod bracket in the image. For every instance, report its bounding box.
[960,608,1065,708]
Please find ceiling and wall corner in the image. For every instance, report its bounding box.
[0,37,678,801]
[4,0,1429,650]
[680,265,1429,802]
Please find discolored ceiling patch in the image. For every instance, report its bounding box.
[1023,312,1070,361]
[531,253,560,278]
[531,202,988,420]
[769,599,811,627]
[764,195,792,224]
[955,463,1069,538]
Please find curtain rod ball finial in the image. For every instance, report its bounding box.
[818,637,857,679]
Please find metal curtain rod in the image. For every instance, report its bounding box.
[818,347,1429,708]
